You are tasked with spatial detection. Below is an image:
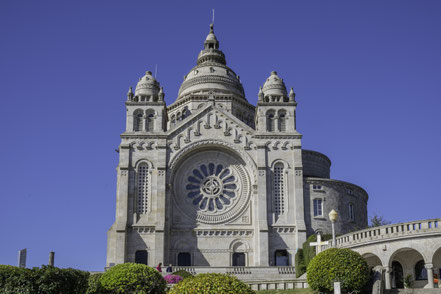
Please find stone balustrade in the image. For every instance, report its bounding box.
[167,266,296,282]
[335,218,441,248]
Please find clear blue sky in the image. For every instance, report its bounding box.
[1,0,440,271]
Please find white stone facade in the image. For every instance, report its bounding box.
[106,24,368,268]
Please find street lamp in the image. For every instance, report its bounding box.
[329,209,338,247]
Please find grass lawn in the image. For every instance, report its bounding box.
[256,288,314,294]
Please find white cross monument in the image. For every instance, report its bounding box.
[310,232,329,254]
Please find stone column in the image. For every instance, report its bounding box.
[48,252,55,266]
[255,145,269,266]
[425,263,434,288]
[384,266,392,290]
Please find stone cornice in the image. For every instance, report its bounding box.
[253,134,302,140]
[304,177,368,198]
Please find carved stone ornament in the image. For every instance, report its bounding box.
[173,150,251,224]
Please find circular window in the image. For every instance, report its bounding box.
[186,163,238,213]
[173,150,250,224]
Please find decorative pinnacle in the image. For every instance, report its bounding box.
[258,86,264,101]
[210,23,214,33]
[289,87,295,101]
[128,86,133,94]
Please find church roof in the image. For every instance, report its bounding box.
[176,24,246,101]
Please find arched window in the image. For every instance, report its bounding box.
[137,163,149,214]
[170,115,176,126]
[278,111,286,131]
[349,203,354,221]
[134,112,144,132]
[273,162,285,217]
[415,260,427,280]
[266,111,275,132]
[135,250,148,265]
[313,199,323,217]
[146,111,154,132]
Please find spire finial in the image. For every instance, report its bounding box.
[127,86,134,100]
[212,9,215,25]
[289,87,296,102]
[210,23,214,33]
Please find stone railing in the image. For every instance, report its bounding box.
[166,266,295,281]
[336,218,441,248]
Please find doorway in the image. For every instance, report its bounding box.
[232,253,246,266]
[392,261,404,289]
[275,250,289,266]
[135,250,148,265]
[177,252,191,266]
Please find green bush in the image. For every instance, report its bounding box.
[0,265,36,294]
[169,273,255,294]
[0,265,89,294]
[100,263,166,294]
[294,234,332,278]
[294,249,306,278]
[33,265,90,294]
[86,273,105,294]
[173,269,194,279]
[307,248,369,293]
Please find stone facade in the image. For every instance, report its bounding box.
[106,24,368,268]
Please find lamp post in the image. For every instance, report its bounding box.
[329,209,338,247]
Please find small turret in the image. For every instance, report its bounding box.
[158,87,165,101]
[258,87,264,102]
[127,86,134,101]
[289,87,295,102]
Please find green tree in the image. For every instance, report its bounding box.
[369,213,391,227]
[307,248,369,293]
[100,263,166,294]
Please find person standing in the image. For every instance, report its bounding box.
[166,264,173,273]
[156,262,162,272]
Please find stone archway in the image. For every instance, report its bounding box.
[362,253,382,270]
[432,247,441,284]
[388,248,427,289]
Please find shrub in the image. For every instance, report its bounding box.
[164,274,183,284]
[86,273,105,294]
[295,249,306,278]
[33,265,90,294]
[169,273,255,294]
[307,248,369,293]
[100,263,166,294]
[0,265,36,294]
[173,269,193,279]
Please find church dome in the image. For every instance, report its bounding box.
[177,24,246,101]
[135,71,160,98]
[262,71,288,97]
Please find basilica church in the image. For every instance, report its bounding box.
[106,24,368,269]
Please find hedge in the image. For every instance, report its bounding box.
[169,273,255,294]
[307,248,369,293]
[0,265,89,294]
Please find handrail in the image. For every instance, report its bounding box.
[336,218,441,248]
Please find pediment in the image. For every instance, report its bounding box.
[167,103,256,152]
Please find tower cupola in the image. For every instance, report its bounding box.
[261,71,288,102]
[133,71,161,102]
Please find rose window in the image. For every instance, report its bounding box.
[186,163,237,212]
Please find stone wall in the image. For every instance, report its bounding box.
[302,150,331,179]
[303,177,369,236]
